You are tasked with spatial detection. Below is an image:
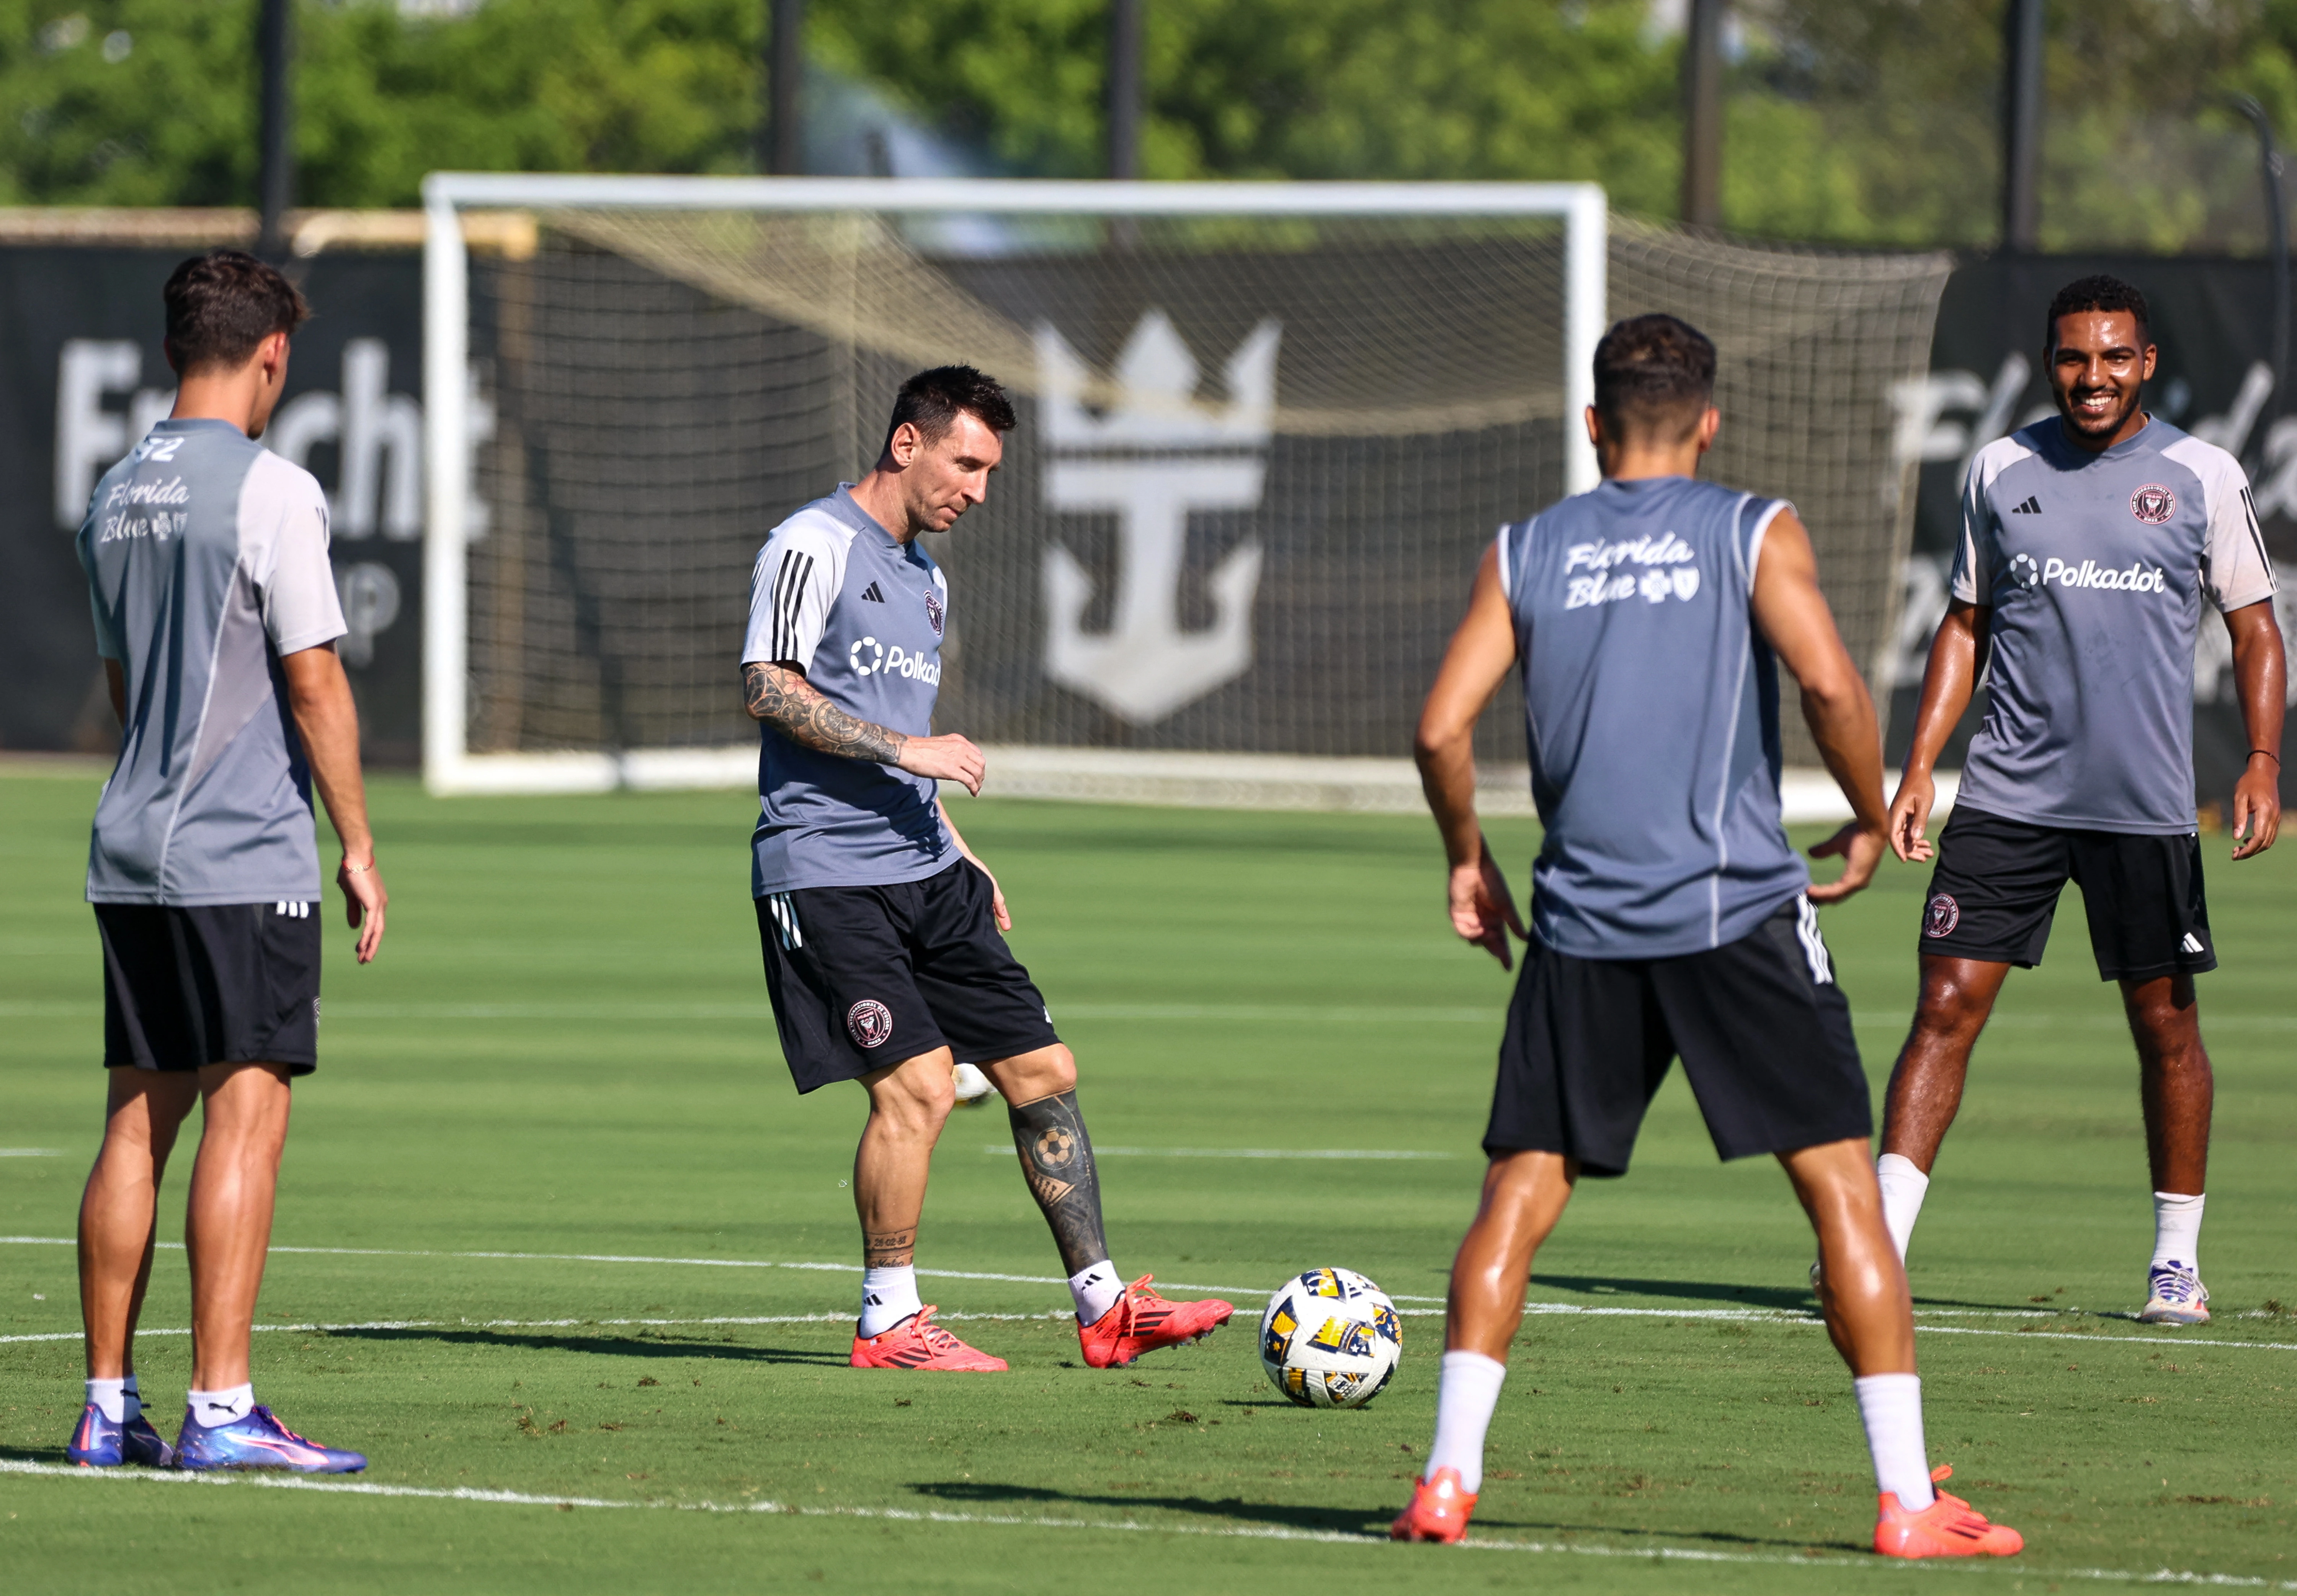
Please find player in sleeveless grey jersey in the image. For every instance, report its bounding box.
[740,367,1232,1374]
[1879,275,2283,1326]
[1390,316,2020,1558]
[69,252,385,1473]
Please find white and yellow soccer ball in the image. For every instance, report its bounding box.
[1260,1268,1402,1409]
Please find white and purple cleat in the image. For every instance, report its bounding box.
[65,1404,176,1468]
[175,1405,366,1473]
[2138,1262,2211,1326]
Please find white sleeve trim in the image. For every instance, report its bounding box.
[1951,437,2030,606]
[2164,436,2277,613]
[240,451,345,656]
[1494,522,1515,602]
[1743,496,1788,586]
[743,515,853,671]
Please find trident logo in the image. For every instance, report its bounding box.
[1037,310,1280,724]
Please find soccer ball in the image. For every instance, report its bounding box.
[1260,1268,1402,1409]
[951,1062,994,1106]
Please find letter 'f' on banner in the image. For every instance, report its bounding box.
[1037,311,1279,724]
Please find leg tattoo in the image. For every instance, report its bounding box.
[863,1228,916,1268]
[1007,1090,1110,1276]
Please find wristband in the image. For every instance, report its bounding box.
[2249,750,2281,766]
[341,861,374,874]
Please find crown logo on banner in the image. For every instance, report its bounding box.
[1036,311,1282,723]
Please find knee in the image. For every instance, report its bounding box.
[870,1057,956,1137]
[1034,1046,1078,1098]
[995,1045,1076,1106]
[1911,982,1988,1044]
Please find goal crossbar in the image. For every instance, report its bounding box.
[419,174,1608,797]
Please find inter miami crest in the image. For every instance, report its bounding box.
[2130,484,2176,525]
[924,585,944,637]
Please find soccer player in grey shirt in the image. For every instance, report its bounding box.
[67,252,384,1472]
[1882,275,2283,1325]
[741,367,1233,1373]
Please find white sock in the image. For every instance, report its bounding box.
[121,1374,142,1423]
[1425,1350,1508,1495]
[858,1266,922,1338]
[1876,1154,1931,1262]
[2152,1191,2204,1274]
[1069,1261,1122,1325]
[1853,1373,1934,1510]
[186,1384,255,1428]
[85,1378,126,1424]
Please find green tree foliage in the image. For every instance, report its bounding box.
[5,0,2297,255]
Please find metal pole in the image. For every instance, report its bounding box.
[256,0,293,258]
[1108,0,1143,181]
[2229,96,2290,399]
[764,0,804,176]
[1680,0,1724,229]
[2001,0,2044,251]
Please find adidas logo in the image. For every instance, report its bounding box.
[859,582,885,603]
[2010,496,2042,515]
[2181,932,2207,954]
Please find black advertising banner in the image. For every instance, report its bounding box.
[1893,255,2297,815]
[0,248,425,763]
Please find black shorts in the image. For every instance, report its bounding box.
[1484,898,1871,1177]
[95,902,322,1075]
[755,860,1061,1094]
[1918,807,2214,982]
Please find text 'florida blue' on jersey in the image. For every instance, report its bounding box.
[1500,475,1811,960]
[743,487,953,897]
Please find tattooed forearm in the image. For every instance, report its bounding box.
[863,1228,917,1268]
[1007,1090,1111,1277]
[743,662,908,765]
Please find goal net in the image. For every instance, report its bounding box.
[421,176,1949,802]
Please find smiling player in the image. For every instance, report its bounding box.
[1877,276,2283,1325]
[741,366,1232,1371]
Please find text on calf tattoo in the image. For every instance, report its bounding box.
[742,662,908,765]
[1006,1090,1110,1277]
[863,1228,916,1267]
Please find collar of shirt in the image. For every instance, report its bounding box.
[830,484,905,549]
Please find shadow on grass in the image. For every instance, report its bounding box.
[908,1479,1865,1554]
[324,1325,847,1366]
[0,1443,74,1465]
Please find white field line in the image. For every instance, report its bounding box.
[7,1236,2293,1342]
[0,1458,2289,1590]
[0,1311,1085,1346]
[978,1145,1456,1160]
[0,1148,61,1157]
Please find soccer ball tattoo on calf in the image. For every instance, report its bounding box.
[1006,1090,1110,1277]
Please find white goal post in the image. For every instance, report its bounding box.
[419,174,1610,799]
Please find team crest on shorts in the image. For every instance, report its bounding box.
[924,587,944,636]
[2130,483,2176,524]
[846,998,895,1049]
[1923,892,1961,938]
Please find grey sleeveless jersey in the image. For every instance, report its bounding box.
[1953,418,2274,833]
[77,418,346,905]
[742,487,955,895]
[1500,475,1811,959]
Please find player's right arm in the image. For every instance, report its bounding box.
[1414,541,1527,969]
[741,661,985,795]
[1890,454,2001,863]
[739,524,983,794]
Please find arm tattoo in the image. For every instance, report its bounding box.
[743,662,908,765]
[863,1228,916,1268]
[1006,1090,1111,1277]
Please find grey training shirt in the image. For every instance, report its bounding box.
[1953,417,2274,834]
[78,417,346,905]
[743,487,954,896]
[1501,476,1812,960]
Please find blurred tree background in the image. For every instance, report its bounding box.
[2,0,2295,253]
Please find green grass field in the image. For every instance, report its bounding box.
[3,771,2294,1594]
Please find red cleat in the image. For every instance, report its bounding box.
[1391,1467,1479,1543]
[849,1306,1008,1372]
[1875,1465,2024,1558]
[1077,1274,1233,1369]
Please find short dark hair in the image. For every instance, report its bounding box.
[2045,274,2150,349]
[1593,314,1717,440]
[163,250,310,375]
[881,365,1016,457]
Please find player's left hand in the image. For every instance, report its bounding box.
[967,856,1012,930]
[1449,838,1527,969]
[2232,760,2282,860]
[338,854,387,963]
[1805,821,1885,903]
